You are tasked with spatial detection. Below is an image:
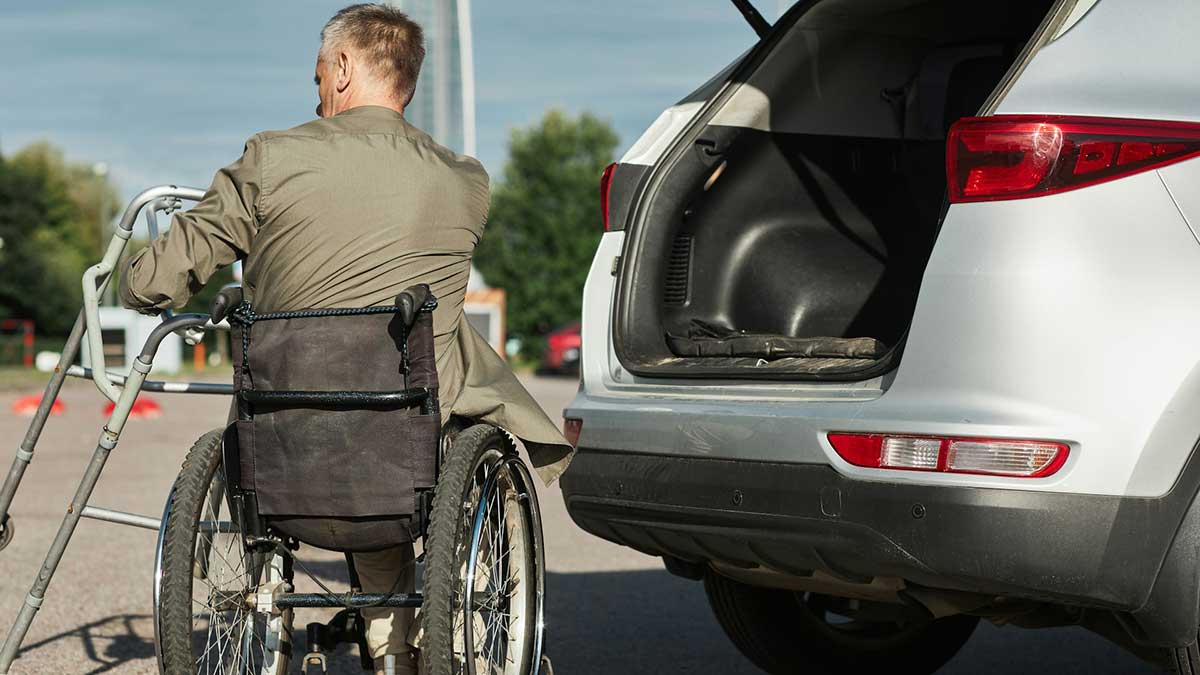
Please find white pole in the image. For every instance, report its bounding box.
[432,0,448,145]
[458,0,477,158]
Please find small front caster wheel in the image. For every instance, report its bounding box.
[0,516,14,553]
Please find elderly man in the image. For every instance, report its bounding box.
[120,4,570,673]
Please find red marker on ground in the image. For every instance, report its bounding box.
[10,395,64,417]
[102,397,162,419]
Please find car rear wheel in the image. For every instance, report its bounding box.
[704,572,978,675]
[1169,641,1200,673]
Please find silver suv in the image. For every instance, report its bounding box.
[561,0,1200,672]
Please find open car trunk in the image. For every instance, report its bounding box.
[614,0,1061,379]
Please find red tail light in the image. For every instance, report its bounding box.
[563,417,583,448]
[947,115,1200,203]
[599,163,617,231]
[827,432,1069,478]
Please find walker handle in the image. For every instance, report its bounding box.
[82,185,205,403]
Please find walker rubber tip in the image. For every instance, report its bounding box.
[10,395,64,417]
[102,397,162,419]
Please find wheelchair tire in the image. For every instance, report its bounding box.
[0,514,13,553]
[421,424,546,675]
[156,428,292,675]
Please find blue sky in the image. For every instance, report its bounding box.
[0,2,773,203]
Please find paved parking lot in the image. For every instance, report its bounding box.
[0,373,1161,673]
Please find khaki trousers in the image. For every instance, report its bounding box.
[353,544,418,661]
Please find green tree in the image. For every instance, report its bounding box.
[0,142,120,335]
[181,264,236,314]
[474,110,619,358]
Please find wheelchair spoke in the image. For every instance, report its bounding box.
[214,612,238,671]
[202,530,239,581]
[199,611,231,671]
[199,612,219,671]
[452,456,533,675]
[189,478,269,673]
[158,432,290,675]
[425,436,538,675]
[218,614,238,672]
[233,609,256,675]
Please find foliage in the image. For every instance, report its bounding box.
[182,264,236,314]
[0,142,120,335]
[474,110,619,358]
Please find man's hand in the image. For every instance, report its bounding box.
[131,305,164,317]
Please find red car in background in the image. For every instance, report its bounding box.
[539,322,581,376]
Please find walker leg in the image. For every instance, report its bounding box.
[0,429,119,674]
[0,311,86,534]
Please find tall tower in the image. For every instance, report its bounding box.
[390,0,477,157]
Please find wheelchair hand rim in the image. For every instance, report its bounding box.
[461,452,544,675]
[152,478,177,675]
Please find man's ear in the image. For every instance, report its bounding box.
[336,50,353,93]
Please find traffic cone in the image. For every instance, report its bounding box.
[11,395,65,417]
[102,397,162,419]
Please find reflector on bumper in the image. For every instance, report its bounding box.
[881,437,940,470]
[563,417,583,448]
[945,439,1065,476]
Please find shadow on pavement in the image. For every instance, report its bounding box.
[17,614,155,675]
[545,569,759,674]
[10,569,1163,674]
[543,568,1162,675]
[293,555,354,586]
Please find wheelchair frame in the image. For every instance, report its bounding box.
[0,185,546,674]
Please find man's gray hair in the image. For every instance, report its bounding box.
[320,4,425,105]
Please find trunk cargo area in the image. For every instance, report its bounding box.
[614,0,1057,379]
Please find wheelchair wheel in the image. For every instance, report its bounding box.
[155,429,292,674]
[422,425,546,675]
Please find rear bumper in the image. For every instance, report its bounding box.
[561,446,1200,646]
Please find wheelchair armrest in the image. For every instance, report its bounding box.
[395,284,432,329]
[209,284,244,323]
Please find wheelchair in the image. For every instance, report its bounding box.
[0,186,547,675]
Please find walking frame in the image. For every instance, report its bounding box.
[0,185,547,674]
[0,185,217,673]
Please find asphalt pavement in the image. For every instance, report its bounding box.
[0,372,1161,674]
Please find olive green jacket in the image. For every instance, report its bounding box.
[119,105,572,483]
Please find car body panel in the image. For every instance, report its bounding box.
[573,163,1200,497]
[1159,157,1200,245]
[891,165,1200,497]
[620,102,706,167]
[998,0,1200,124]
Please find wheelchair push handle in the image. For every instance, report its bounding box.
[214,284,433,326]
[395,283,433,330]
[209,284,244,324]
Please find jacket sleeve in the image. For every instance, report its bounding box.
[466,159,491,242]
[119,134,264,313]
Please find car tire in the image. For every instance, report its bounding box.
[703,572,978,675]
[1170,642,1200,673]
